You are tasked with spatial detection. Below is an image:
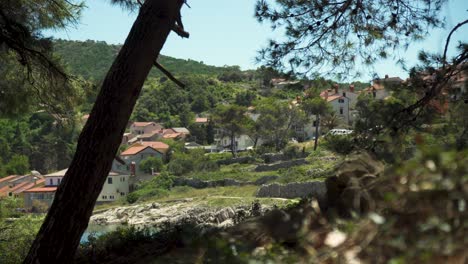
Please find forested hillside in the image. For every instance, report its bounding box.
[53,39,234,80]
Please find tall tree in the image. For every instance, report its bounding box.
[212,104,251,156]
[23,0,187,262]
[301,89,330,150]
[256,98,306,150]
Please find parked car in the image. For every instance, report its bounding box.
[327,129,353,136]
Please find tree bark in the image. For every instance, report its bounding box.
[23,0,184,263]
[314,115,320,151]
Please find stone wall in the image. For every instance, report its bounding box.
[256,181,327,206]
[254,159,308,172]
[172,175,279,189]
[216,156,256,166]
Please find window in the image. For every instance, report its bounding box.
[58,178,61,185]
[121,192,125,196]
[338,99,345,103]
[102,195,107,199]
[110,195,114,199]
[340,108,344,115]
[342,92,346,97]
[49,179,53,186]
[108,177,113,184]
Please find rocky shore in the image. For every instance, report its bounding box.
[90,199,270,229]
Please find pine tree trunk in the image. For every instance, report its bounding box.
[23,1,184,262]
[314,115,320,151]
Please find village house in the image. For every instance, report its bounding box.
[362,75,403,100]
[23,169,130,209]
[214,129,256,152]
[0,174,45,198]
[118,145,164,175]
[129,122,163,135]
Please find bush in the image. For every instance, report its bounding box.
[139,156,164,174]
[323,135,355,155]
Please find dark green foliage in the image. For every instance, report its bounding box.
[323,135,355,155]
[0,112,79,177]
[0,1,84,117]
[5,154,29,175]
[167,149,219,176]
[53,39,233,81]
[139,157,164,174]
[235,90,257,106]
[255,0,446,77]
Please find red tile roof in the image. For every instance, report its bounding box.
[0,181,32,197]
[120,145,162,156]
[132,122,157,127]
[136,141,169,152]
[23,187,57,193]
[0,175,17,184]
[163,133,182,139]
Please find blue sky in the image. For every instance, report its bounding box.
[48,0,468,82]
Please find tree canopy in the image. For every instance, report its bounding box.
[255,0,447,78]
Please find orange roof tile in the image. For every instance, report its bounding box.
[23,187,57,193]
[132,122,157,127]
[0,181,32,196]
[163,133,182,139]
[120,145,162,156]
[0,175,17,184]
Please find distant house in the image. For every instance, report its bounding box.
[362,75,403,100]
[122,132,136,145]
[24,169,130,209]
[119,145,164,175]
[194,117,209,125]
[161,127,189,140]
[214,130,256,152]
[130,141,170,155]
[129,122,163,135]
[0,174,45,198]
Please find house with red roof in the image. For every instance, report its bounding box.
[118,145,164,175]
[23,169,130,210]
[0,174,45,198]
[129,122,163,136]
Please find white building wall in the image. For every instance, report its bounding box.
[98,175,130,202]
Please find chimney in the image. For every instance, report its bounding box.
[349,84,355,93]
[130,162,136,176]
[334,84,339,94]
[385,74,389,79]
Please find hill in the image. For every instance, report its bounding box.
[53,39,232,80]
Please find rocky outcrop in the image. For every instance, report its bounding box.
[256,181,327,207]
[172,175,279,189]
[90,200,271,229]
[255,159,308,172]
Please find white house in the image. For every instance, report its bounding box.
[213,128,258,152]
[24,169,130,209]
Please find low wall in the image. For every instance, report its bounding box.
[255,159,307,172]
[172,175,279,189]
[216,156,256,166]
[256,181,327,206]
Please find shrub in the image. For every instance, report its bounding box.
[139,156,164,174]
[323,135,355,155]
